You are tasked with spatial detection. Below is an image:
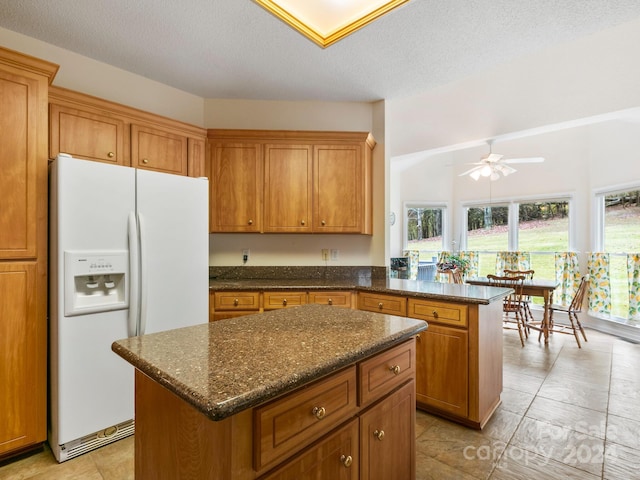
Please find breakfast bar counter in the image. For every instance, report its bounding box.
[112,304,427,479]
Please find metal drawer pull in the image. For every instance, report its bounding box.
[328,298,333,305]
[233,298,239,306]
[390,365,401,375]
[282,299,287,306]
[340,455,353,467]
[373,429,385,441]
[378,302,383,309]
[432,310,439,318]
[142,158,149,164]
[312,406,326,420]
[248,219,253,225]
[107,151,114,158]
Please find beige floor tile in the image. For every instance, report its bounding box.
[497,387,535,416]
[491,445,600,479]
[608,391,640,421]
[603,442,640,479]
[536,380,609,412]
[510,417,604,477]
[606,414,640,450]
[90,436,134,480]
[525,396,607,439]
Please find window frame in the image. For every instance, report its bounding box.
[403,202,450,253]
[592,182,640,252]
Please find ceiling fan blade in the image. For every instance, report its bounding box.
[502,157,545,164]
[481,153,503,163]
[494,164,517,176]
[459,165,483,177]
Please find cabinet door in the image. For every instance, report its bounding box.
[264,144,313,233]
[0,263,44,455]
[209,143,263,232]
[360,380,415,480]
[415,324,468,417]
[261,418,359,480]
[313,145,362,233]
[0,69,40,259]
[187,137,206,178]
[131,124,188,175]
[49,104,125,165]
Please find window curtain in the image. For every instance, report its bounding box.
[402,249,420,280]
[587,252,611,315]
[627,253,640,320]
[459,251,478,279]
[495,251,531,274]
[554,252,581,305]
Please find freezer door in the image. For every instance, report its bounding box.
[136,169,209,333]
[51,156,136,446]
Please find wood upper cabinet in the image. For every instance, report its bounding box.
[209,142,263,232]
[131,124,188,175]
[207,130,375,234]
[314,144,363,233]
[49,86,206,177]
[264,144,313,233]
[49,104,125,166]
[0,46,57,459]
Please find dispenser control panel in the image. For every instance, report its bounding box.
[64,250,129,316]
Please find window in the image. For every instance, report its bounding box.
[405,205,446,261]
[464,198,571,278]
[600,189,640,319]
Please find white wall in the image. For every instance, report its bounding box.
[205,98,387,267]
[0,27,205,126]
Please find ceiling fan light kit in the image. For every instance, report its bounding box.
[460,142,544,181]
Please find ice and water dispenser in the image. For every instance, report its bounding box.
[64,251,129,316]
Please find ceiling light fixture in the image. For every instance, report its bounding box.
[254,0,410,48]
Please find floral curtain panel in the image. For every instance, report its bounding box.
[554,252,581,305]
[459,251,478,279]
[587,252,611,315]
[402,249,420,280]
[627,253,640,320]
[495,251,530,274]
[436,251,451,282]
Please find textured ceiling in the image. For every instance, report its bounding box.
[1,0,640,102]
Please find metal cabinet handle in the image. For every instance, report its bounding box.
[142,158,149,164]
[378,302,383,309]
[312,406,326,420]
[248,219,253,225]
[321,220,326,226]
[301,220,306,225]
[282,299,287,306]
[432,310,439,318]
[373,429,385,441]
[107,151,115,158]
[390,365,401,375]
[340,455,353,467]
[233,298,239,307]
[328,298,333,305]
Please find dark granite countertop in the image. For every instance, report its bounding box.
[209,277,511,305]
[112,304,427,421]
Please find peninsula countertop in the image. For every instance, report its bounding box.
[209,277,511,305]
[112,304,427,421]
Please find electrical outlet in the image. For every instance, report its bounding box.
[242,249,250,263]
[321,249,329,261]
[330,249,339,261]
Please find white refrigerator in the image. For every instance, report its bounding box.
[49,154,209,462]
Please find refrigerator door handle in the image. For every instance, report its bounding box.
[138,213,148,336]
[127,212,140,337]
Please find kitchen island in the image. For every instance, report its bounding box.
[112,304,427,480]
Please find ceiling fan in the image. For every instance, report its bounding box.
[459,142,544,181]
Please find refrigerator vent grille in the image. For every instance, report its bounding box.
[59,420,134,462]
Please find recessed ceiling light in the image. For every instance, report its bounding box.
[254,0,410,48]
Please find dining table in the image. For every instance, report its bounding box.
[466,277,560,345]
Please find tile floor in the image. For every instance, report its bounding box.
[2,320,639,479]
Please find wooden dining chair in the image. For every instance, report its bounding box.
[504,269,535,327]
[488,274,527,346]
[548,274,589,348]
[437,268,463,284]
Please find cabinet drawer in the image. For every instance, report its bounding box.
[358,339,415,407]
[260,418,359,480]
[263,291,306,310]
[408,298,468,327]
[254,366,358,472]
[357,292,406,316]
[213,291,260,311]
[307,291,352,308]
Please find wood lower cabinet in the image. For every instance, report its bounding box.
[308,291,353,308]
[0,47,57,459]
[210,291,261,322]
[357,292,407,316]
[408,298,503,429]
[263,291,307,310]
[207,130,375,234]
[134,339,417,480]
[49,86,206,177]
